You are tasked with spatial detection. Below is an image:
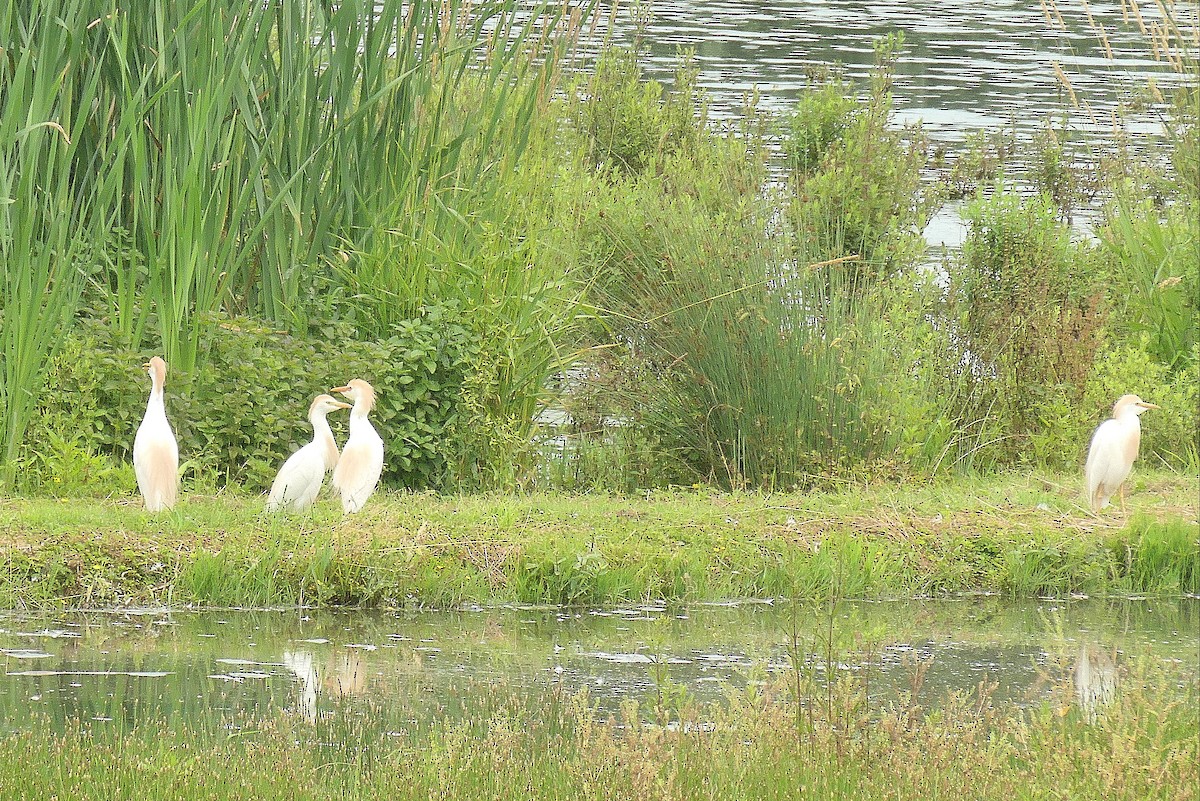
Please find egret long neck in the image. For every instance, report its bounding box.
[146,376,166,416]
[311,413,340,470]
[349,399,373,428]
[1122,415,1142,466]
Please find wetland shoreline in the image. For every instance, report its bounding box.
[2,471,1196,609]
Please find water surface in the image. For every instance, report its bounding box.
[594,0,1190,141]
[2,598,1195,731]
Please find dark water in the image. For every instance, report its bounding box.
[583,0,1195,246]
[1,599,1196,730]
[592,0,1191,139]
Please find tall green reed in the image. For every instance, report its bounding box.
[588,194,891,490]
[0,1,112,484]
[3,0,585,485]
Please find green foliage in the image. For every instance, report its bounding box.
[576,177,893,489]
[937,128,1015,199]
[1029,121,1100,217]
[1098,193,1198,373]
[1165,78,1199,202]
[867,275,993,474]
[1084,340,1199,469]
[22,305,476,492]
[0,0,109,485]
[783,79,858,175]
[784,34,937,290]
[955,185,1107,467]
[2,0,579,476]
[574,46,705,176]
[513,550,615,605]
[1124,515,1200,594]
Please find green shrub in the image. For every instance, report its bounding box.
[573,45,705,176]
[1098,193,1198,373]
[1084,340,1199,469]
[783,79,858,176]
[954,185,1107,466]
[938,128,1015,199]
[867,274,994,473]
[22,305,476,493]
[784,34,937,290]
[1029,120,1100,217]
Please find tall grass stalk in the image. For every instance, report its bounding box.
[0,1,109,484]
[593,205,892,489]
[3,0,583,472]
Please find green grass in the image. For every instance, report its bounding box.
[0,654,1194,801]
[0,470,1195,608]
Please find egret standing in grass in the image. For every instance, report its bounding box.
[133,356,179,512]
[1084,394,1160,514]
[267,394,352,512]
[330,379,383,514]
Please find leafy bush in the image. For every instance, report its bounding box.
[783,34,937,291]
[866,274,993,474]
[1028,121,1100,218]
[573,46,705,176]
[937,128,1015,199]
[954,185,1107,466]
[1083,340,1199,469]
[783,79,858,175]
[1098,193,1198,373]
[21,305,476,494]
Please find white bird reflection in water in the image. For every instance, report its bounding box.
[282,649,368,722]
[1073,644,1117,722]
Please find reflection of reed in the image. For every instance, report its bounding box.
[1073,643,1117,720]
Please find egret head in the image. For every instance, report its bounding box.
[309,393,352,419]
[331,379,376,413]
[1112,394,1160,418]
[142,356,167,386]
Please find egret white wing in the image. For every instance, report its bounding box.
[268,442,327,512]
[133,432,178,513]
[1084,420,1129,510]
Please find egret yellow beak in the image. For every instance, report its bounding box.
[1138,402,1161,410]
[331,385,351,394]
[332,400,352,410]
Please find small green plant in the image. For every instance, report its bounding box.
[784,33,938,291]
[574,45,705,176]
[1029,120,1100,218]
[954,184,1107,466]
[939,128,1016,199]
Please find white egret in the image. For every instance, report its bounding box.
[267,394,351,512]
[133,356,179,512]
[330,379,384,514]
[1084,394,1160,513]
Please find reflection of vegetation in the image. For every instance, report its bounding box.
[1,647,1194,800]
[4,600,1195,727]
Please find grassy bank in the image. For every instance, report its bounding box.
[0,658,1195,801]
[1,471,1196,608]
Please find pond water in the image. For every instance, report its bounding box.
[585,0,1193,247]
[594,0,1188,141]
[2,598,1196,731]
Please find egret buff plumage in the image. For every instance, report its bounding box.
[133,356,179,512]
[1084,394,1159,513]
[330,379,384,513]
[267,394,352,512]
